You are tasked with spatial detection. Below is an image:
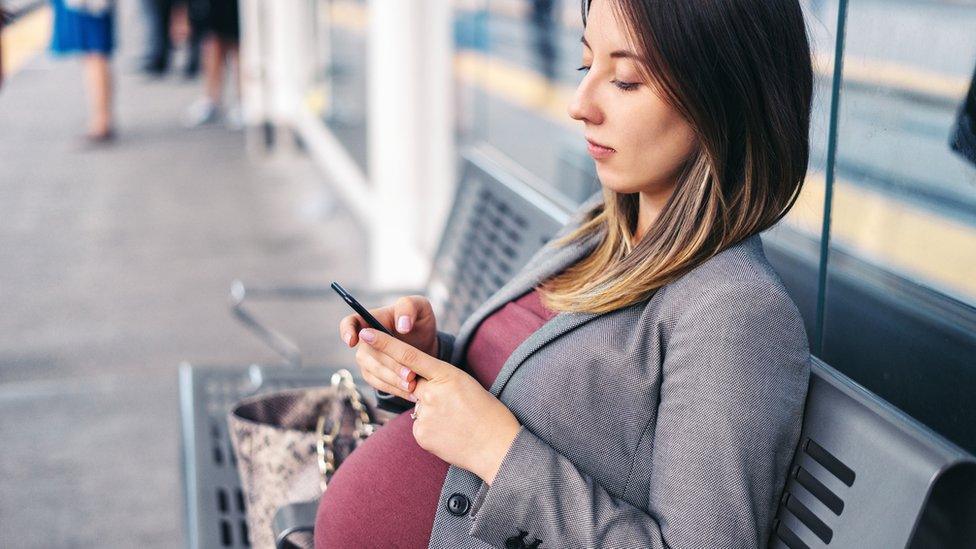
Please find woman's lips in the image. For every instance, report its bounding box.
[586,138,615,160]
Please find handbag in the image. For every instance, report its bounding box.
[227,369,387,549]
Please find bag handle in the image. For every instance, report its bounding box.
[315,369,378,491]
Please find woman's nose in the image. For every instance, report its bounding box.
[567,77,603,125]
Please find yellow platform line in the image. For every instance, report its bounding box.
[813,51,970,103]
[1,6,52,79]
[781,170,975,300]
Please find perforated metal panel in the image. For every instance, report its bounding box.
[769,358,976,549]
[179,364,339,549]
[428,147,565,334]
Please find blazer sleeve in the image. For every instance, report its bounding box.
[464,277,811,549]
[435,329,456,364]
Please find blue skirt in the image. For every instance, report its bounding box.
[50,0,114,55]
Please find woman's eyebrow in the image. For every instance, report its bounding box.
[580,35,641,61]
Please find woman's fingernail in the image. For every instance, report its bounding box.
[400,379,409,390]
[343,331,352,345]
[359,329,375,343]
[400,366,410,379]
[397,315,411,333]
[407,393,418,402]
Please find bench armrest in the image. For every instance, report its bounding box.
[273,499,320,549]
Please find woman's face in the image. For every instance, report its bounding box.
[568,0,697,200]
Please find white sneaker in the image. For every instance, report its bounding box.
[182,98,221,128]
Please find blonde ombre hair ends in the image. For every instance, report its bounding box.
[539,0,813,314]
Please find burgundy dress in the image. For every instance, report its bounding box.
[315,288,559,548]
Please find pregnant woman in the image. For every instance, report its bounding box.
[318,0,814,547]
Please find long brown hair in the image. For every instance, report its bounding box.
[540,0,813,314]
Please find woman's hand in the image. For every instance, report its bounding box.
[340,295,439,399]
[357,328,522,485]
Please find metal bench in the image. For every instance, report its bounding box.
[770,358,976,548]
[179,145,566,548]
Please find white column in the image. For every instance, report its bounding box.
[367,0,455,291]
[239,0,269,153]
[420,0,458,260]
[241,0,315,152]
[267,0,315,134]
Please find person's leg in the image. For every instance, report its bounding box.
[83,53,113,136]
[224,0,241,101]
[205,35,226,103]
[140,0,162,69]
[159,0,174,68]
[184,16,203,77]
[226,39,239,96]
[183,33,223,126]
[223,39,242,128]
[144,0,172,73]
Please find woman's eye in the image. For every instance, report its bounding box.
[612,80,639,91]
[577,66,638,91]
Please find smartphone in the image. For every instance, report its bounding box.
[331,281,393,337]
[331,281,414,412]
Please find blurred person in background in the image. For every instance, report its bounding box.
[141,0,201,78]
[51,0,115,142]
[182,0,240,127]
[172,0,202,78]
[1,8,7,89]
[139,0,172,75]
[950,60,976,167]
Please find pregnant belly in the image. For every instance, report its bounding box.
[315,410,450,549]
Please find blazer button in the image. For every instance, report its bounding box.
[446,493,471,516]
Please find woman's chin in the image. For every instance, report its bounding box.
[596,173,640,195]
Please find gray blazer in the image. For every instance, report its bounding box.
[426,191,811,549]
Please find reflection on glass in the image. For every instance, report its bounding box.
[823,0,976,453]
[829,0,976,306]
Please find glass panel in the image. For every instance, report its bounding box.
[823,0,976,452]
[456,0,837,345]
[762,0,843,348]
[454,0,490,145]
[456,0,599,208]
[309,0,370,176]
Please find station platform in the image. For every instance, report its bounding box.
[0,3,365,546]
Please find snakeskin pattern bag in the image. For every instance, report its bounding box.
[227,369,386,549]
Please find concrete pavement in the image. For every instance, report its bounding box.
[0,2,366,546]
